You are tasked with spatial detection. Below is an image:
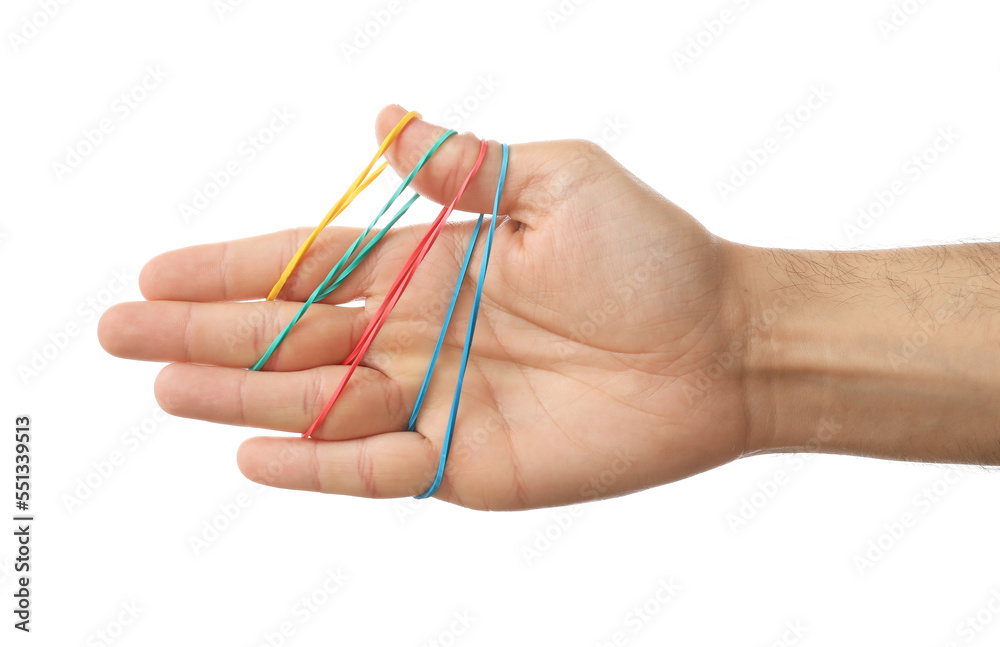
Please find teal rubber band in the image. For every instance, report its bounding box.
[250,193,420,371]
[313,192,419,302]
[412,142,509,499]
[250,129,457,371]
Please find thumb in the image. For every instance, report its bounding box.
[375,104,605,226]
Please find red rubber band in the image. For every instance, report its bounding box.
[303,139,490,438]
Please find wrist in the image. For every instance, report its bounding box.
[728,242,1000,464]
[720,243,810,457]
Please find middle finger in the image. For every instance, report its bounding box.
[99,300,366,371]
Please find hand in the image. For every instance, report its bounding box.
[99,105,750,510]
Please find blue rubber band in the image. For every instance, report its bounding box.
[251,130,457,371]
[407,214,484,431]
[412,143,509,499]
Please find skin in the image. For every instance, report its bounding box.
[98,105,1000,510]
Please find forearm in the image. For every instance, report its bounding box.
[727,242,1000,464]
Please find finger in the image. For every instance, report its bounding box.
[99,300,366,371]
[376,104,565,224]
[154,363,410,440]
[236,433,439,499]
[139,225,423,303]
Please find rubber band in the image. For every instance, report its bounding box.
[409,143,509,499]
[251,129,457,371]
[405,213,484,429]
[303,139,490,439]
[266,110,421,301]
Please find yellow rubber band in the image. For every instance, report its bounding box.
[266,110,421,300]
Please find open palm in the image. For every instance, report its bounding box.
[99,106,749,510]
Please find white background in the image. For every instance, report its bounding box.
[2,0,1000,645]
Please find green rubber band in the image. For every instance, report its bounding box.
[250,129,457,371]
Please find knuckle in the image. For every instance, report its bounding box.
[303,370,328,428]
[356,437,379,498]
[383,376,407,426]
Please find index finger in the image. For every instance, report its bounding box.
[138,224,425,303]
